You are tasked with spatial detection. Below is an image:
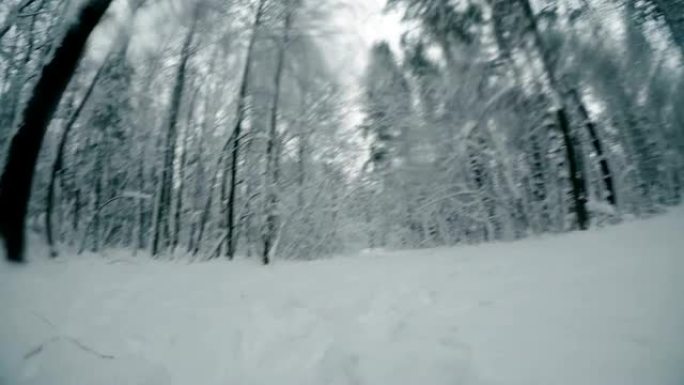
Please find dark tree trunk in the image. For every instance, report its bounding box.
[516,0,592,229]
[151,15,197,256]
[220,140,230,257]
[137,154,146,251]
[0,0,113,262]
[556,109,589,230]
[570,89,616,206]
[73,188,81,238]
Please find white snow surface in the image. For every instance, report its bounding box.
[2,209,684,385]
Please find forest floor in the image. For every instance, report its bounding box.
[1,209,684,385]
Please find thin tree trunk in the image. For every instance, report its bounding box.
[262,3,294,265]
[133,35,165,254]
[70,134,91,241]
[297,132,307,209]
[78,195,141,254]
[90,133,107,252]
[556,109,589,229]
[225,0,267,259]
[0,0,114,262]
[193,146,224,256]
[563,0,619,207]
[570,89,616,205]
[193,132,236,257]
[172,87,198,251]
[151,13,197,256]
[516,0,591,229]
[137,152,146,251]
[188,72,216,255]
[220,141,230,256]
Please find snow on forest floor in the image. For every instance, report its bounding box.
[1,210,684,385]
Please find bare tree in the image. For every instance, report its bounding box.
[262,0,296,265]
[224,0,267,259]
[151,6,199,256]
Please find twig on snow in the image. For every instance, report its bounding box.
[23,312,116,361]
[64,336,116,360]
[22,336,116,361]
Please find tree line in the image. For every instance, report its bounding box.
[0,0,682,263]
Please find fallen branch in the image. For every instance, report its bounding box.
[23,336,59,360]
[23,336,116,361]
[31,311,57,330]
[24,312,116,361]
[64,336,115,360]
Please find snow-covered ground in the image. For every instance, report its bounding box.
[2,210,684,385]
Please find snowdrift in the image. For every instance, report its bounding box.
[1,209,684,385]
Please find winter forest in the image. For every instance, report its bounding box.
[1,0,684,383]
[0,0,683,263]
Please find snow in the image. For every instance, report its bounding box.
[1,209,684,385]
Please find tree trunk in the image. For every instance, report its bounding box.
[172,87,198,251]
[225,0,267,259]
[297,132,307,209]
[192,139,229,257]
[262,3,294,265]
[151,14,197,256]
[556,109,589,230]
[90,132,108,252]
[570,89,616,206]
[516,0,591,229]
[0,0,114,262]
[137,152,146,251]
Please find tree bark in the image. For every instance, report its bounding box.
[0,0,114,262]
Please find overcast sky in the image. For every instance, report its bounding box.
[92,0,403,90]
[323,0,404,128]
[86,0,404,133]
[328,0,403,86]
